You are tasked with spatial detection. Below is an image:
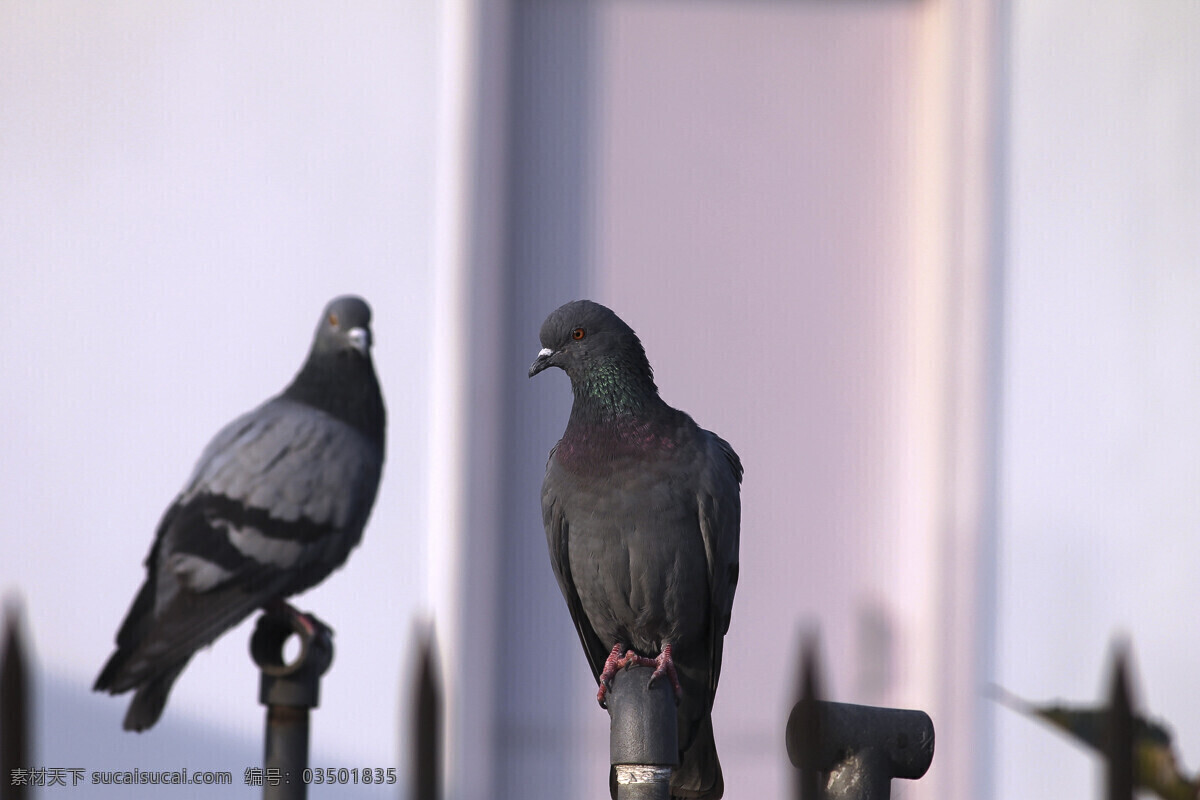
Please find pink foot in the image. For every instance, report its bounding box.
[267,599,318,638]
[643,644,682,701]
[597,643,682,705]
[597,643,627,707]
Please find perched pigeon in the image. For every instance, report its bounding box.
[95,295,386,731]
[992,686,1200,800]
[530,300,742,800]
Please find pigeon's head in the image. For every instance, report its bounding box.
[528,300,654,389]
[285,295,384,439]
[312,295,374,359]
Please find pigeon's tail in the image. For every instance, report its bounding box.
[671,713,723,799]
[95,645,188,733]
[121,663,186,732]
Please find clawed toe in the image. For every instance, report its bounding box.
[646,644,682,700]
[597,643,627,708]
[597,643,682,705]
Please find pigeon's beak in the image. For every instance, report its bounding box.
[347,327,370,355]
[528,347,554,377]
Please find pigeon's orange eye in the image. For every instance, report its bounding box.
[328,313,339,327]
[572,327,585,340]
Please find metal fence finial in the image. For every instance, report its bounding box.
[1,598,30,800]
[1105,641,1135,800]
[791,633,823,800]
[411,622,442,800]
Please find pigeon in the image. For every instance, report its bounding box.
[529,300,742,799]
[94,295,386,731]
[992,686,1200,800]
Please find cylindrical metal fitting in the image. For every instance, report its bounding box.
[250,610,334,800]
[786,698,935,799]
[607,665,679,800]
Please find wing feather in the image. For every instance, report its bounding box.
[697,431,742,697]
[543,449,610,683]
[184,397,382,532]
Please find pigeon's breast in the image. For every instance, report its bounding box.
[554,416,682,477]
[553,442,712,654]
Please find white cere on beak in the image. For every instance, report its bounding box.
[538,347,552,358]
[347,327,370,354]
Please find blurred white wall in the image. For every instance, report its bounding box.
[997,2,1200,798]
[0,1,438,791]
[591,4,1002,799]
[431,1,1003,799]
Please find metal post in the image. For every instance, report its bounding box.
[607,665,679,800]
[250,610,333,800]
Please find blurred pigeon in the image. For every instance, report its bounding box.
[530,300,742,799]
[95,296,386,731]
[992,686,1200,800]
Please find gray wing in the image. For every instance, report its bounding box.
[97,396,384,694]
[542,446,610,683]
[696,431,742,696]
[182,396,383,533]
